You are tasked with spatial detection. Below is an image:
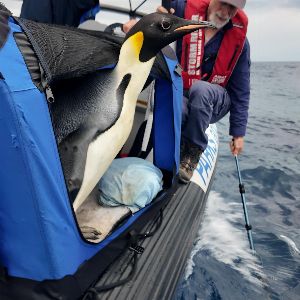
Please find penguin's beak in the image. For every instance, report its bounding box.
[174,20,216,33]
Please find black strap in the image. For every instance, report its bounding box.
[82,252,138,299]
[137,209,163,239]
[82,209,164,299]
[0,265,7,282]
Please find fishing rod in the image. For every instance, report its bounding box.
[234,155,255,252]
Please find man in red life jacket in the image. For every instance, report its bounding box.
[159,0,250,183]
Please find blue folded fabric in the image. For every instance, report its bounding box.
[98,157,163,212]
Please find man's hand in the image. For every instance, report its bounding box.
[122,6,175,34]
[122,19,138,34]
[156,6,175,14]
[230,136,244,155]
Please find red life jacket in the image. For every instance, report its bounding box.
[181,0,248,89]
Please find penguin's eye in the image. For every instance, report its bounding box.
[161,20,171,31]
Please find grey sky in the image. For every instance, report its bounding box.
[3,0,300,61]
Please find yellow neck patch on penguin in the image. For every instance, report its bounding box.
[128,31,144,58]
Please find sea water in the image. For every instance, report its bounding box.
[174,62,300,299]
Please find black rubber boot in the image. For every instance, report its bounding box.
[179,141,203,184]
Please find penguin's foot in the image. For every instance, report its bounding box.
[80,225,102,241]
[75,188,131,242]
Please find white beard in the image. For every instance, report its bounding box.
[208,12,230,29]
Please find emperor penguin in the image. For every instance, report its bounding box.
[53,13,215,212]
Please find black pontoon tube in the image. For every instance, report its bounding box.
[234,155,255,252]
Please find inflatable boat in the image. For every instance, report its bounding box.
[0,3,218,299]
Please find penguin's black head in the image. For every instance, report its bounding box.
[124,12,215,62]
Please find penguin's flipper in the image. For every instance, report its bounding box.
[51,69,120,143]
[80,225,102,240]
[59,126,100,201]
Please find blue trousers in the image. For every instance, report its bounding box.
[181,81,231,151]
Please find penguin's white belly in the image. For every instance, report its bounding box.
[73,104,135,211]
